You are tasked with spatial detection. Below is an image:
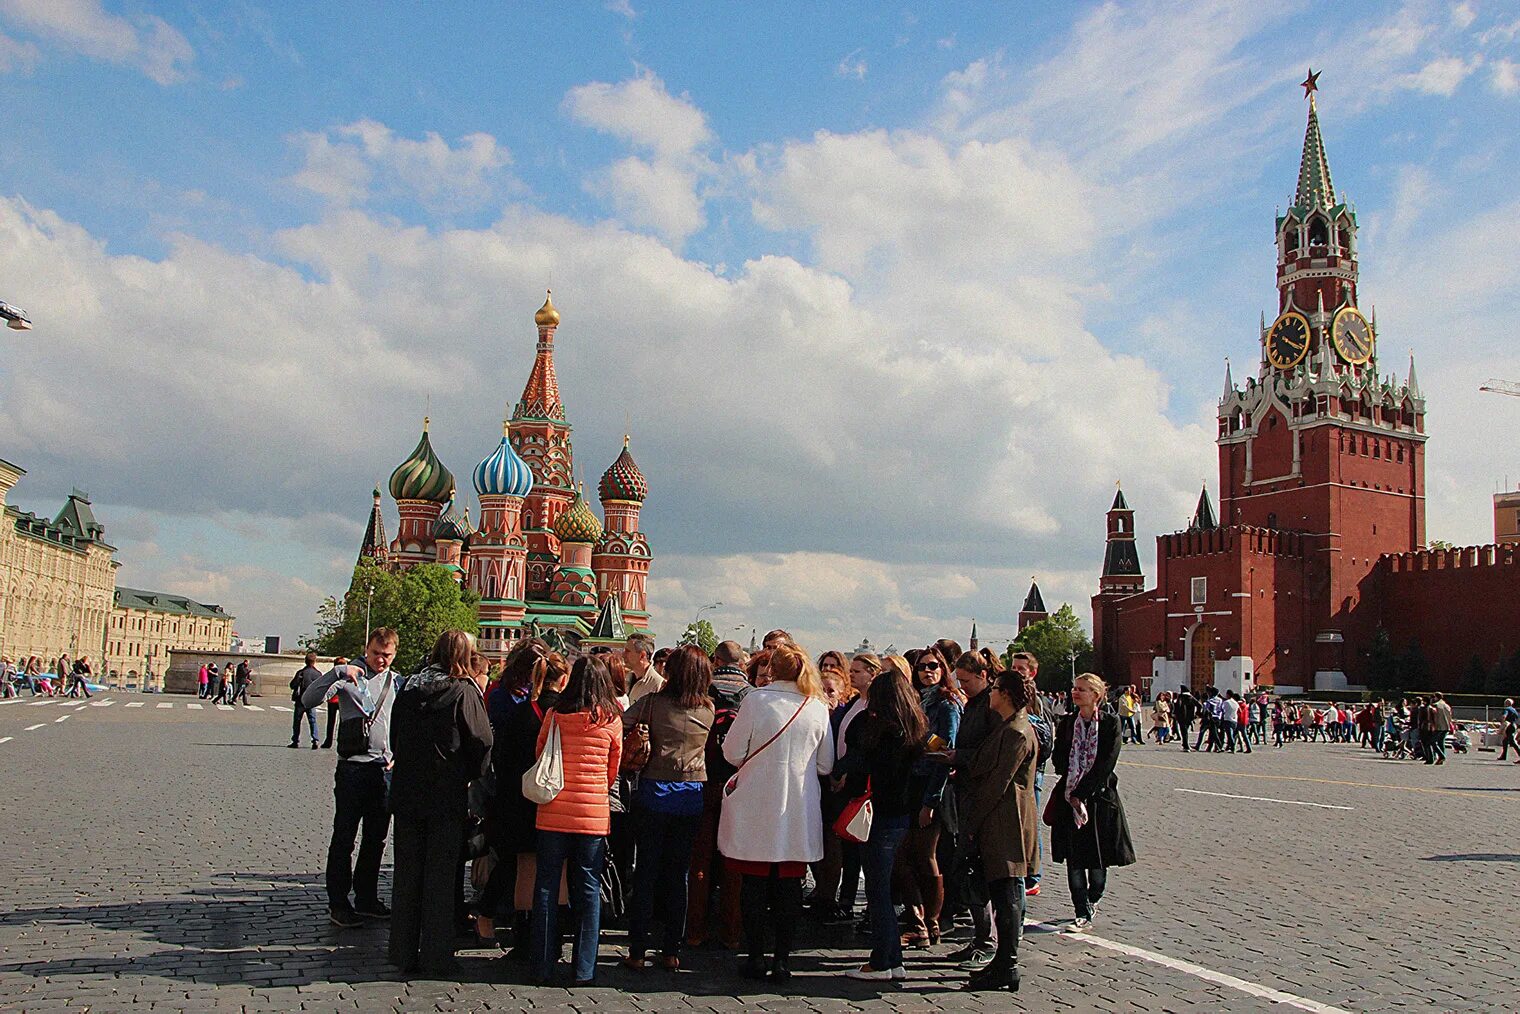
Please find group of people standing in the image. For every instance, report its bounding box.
[195,660,252,704]
[302,625,1138,991]
[0,653,95,697]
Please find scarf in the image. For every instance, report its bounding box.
[1066,712,1100,829]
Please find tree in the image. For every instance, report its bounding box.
[1427,539,1454,551]
[1012,603,1096,693]
[1397,639,1432,691]
[1458,655,1488,695]
[678,618,718,655]
[309,560,480,675]
[1366,627,1400,693]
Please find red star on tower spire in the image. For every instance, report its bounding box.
[1301,68,1321,101]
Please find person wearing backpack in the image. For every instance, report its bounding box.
[301,628,400,929]
[388,630,492,976]
[685,641,752,950]
[530,654,622,986]
[619,645,715,972]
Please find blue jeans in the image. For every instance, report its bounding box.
[1025,770,1044,888]
[292,703,319,744]
[532,830,606,982]
[862,814,910,971]
[628,806,701,958]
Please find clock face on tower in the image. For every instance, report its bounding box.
[1331,306,1373,365]
[1266,311,1311,370]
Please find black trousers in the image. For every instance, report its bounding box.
[950,834,992,947]
[389,813,465,972]
[326,761,390,908]
[1176,720,1193,750]
[740,869,803,961]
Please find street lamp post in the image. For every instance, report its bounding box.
[693,601,722,627]
[0,301,31,331]
[364,584,375,643]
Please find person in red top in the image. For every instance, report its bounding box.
[530,655,623,986]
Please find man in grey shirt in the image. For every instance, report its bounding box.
[288,652,324,749]
[302,628,399,927]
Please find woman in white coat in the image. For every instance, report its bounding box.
[718,640,835,982]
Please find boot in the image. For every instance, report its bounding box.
[968,956,1019,991]
[503,911,531,962]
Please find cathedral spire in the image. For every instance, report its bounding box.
[516,290,565,422]
[1294,70,1336,211]
[1407,352,1422,399]
[1222,358,1234,400]
[1190,485,1218,532]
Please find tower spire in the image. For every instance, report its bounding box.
[1294,70,1336,211]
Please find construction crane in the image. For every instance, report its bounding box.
[1479,379,1520,398]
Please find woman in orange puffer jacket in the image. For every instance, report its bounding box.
[530,654,623,986]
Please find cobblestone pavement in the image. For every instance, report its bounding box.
[1,695,1517,1012]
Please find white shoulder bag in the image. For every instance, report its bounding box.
[522,713,564,805]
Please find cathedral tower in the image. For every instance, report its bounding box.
[470,422,534,656]
[388,419,455,568]
[593,436,652,626]
[511,292,576,599]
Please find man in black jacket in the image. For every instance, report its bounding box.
[289,652,324,748]
[1173,687,1198,752]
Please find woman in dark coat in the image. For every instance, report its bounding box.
[959,668,1040,992]
[388,629,493,976]
[1048,672,1135,933]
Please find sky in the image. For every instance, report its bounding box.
[0,0,1518,655]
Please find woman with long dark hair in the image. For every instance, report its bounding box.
[898,645,962,947]
[959,668,1039,992]
[388,629,493,976]
[621,645,715,972]
[1049,672,1136,933]
[844,655,928,981]
[530,654,622,985]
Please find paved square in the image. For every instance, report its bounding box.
[1,695,1516,1012]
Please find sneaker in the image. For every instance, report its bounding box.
[312,742,319,749]
[1067,917,1091,934]
[823,906,856,925]
[354,899,391,919]
[945,942,982,961]
[1025,884,1041,897]
[846,964,896,981]
[890,966,907,980]
[957,948,994,972]
[329,905,362,928]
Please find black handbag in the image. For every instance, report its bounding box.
[337,673,393,758]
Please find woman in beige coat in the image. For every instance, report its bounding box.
[958,668,1038,993]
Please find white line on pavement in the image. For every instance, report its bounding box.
[1174,787,1354,811]
[24,723,44,731]
[0,736,10,743]
[244,705,264,711]
[25,700,51,706]
[55,715,69,723]
[125,702,144,708]
[216,705,232,711]
[1035,921,1352,1013]
[271,705,291,712]
[187,702,202,710]
[156,702,173,709]
[90,700,115,707]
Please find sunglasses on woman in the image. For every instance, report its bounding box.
[917,662,940,672]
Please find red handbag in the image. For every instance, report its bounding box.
[833,778,874,843]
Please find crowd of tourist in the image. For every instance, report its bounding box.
[302,626,1137,990]
[0,652,98,697]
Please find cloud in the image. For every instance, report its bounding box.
[1491,58,1519,96]
[1400,54,1481,95]
[835,48,867,80]
[605,0,636,19]
[288,120,515,213]
[0,29,37,72]
[0,0,192,84]
[564,72,715,244]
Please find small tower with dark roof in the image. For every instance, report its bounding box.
[1189,485,1218,532]
[388,418,456,568]
[593,435,653,625]
[1017,578,1048,633]
[1101,483,1144,595]
[359,486,389,566]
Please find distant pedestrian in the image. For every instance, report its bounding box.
[1499,699,1520,762]
[210,663,227,704]
[231,661,251,705]
[1049,673,1136,933]
[198,663,210,698]
[289,652,324,748]
[1173,687,1197,751]
[302,628,400,929]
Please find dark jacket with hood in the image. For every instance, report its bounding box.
[390,665,493,823]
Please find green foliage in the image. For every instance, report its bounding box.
[1366,627,1400,693]
[1426,539,1454,551]
[678,618,718,656]
[1012,603,1096,693]
[309,560,480,675]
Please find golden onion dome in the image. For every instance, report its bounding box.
[553,487,603,544]
[534,290,560,327]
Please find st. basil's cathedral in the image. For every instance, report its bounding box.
[358,293,653,657]
[1093,75,1520,696]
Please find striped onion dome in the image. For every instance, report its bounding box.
[597,436,648,503]
[389,420,455,503]
[433,503,473,542]
[553,487,603,544]
[473,423,534,498]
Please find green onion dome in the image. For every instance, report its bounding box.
[432,504,472,542]
[597,436,648,503]
[553,487,604,544]
[389,419,455,503]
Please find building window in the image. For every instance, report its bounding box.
[1191,577,1207,605]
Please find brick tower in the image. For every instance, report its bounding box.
[511,292,577,599]
[593,436,652,627]
[388,419,455,568]
[1017,578,1048,632]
